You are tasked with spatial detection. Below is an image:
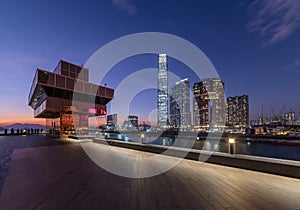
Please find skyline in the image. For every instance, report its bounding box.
[1,0,300,125]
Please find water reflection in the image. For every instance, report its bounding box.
[148,136,300,161]
[99,132,300,161]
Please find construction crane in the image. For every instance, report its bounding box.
[271,105,285,122]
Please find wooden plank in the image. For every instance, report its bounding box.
[0,143,300,209]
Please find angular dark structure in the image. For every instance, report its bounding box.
[28,60,114,136]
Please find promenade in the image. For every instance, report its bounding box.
[0,135,71,193]
[0,137,300,209]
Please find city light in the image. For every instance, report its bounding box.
[228,137,236,155]
[228,137,236,144]
[141,133,145,144]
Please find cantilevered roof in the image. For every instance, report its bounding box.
[28,69,113,109]
[28,60,114,118]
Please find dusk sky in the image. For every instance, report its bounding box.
[1,0,300,125]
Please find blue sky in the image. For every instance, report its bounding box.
[1,0,300,125]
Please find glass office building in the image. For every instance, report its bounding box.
[157,54,169,129]
[170,78,191,131]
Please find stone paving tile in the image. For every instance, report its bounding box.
[0,135,72,195]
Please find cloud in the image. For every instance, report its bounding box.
[246,0,300,45]
[283,57,300,72]
[293,57,300,66]
[112,0,136,16]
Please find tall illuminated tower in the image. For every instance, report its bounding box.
[170,78,191,131]
[193,78,225,130]
[157,54,168,128]
[227,95,249,128]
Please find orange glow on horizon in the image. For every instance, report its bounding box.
[0,118,45,126]
[0,107,46,126]
[0,115,155,127]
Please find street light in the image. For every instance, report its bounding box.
[228,137,236,155]
[228,137,235,144]
[141,133,145,144]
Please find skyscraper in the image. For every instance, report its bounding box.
[193,78,225,130]
[170,78,191,131]
[227,95,249,128]
[193,82,209,130]
[157,54,168,128]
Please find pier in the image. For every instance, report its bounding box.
[0,136,300,209]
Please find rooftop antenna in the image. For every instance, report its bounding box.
[259,104,264,125]
[261,104,264,119]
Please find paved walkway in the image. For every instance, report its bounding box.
[1,141,300,209]
[0,135,72,194]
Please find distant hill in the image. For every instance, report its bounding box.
[0,127,4,131]
[2,123,45,130]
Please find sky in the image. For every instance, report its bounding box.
[1,0,300,125]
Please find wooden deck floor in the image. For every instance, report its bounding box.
[0,142,300,209]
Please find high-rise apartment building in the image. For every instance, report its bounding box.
[285,111,295,125]
[157,54,168,128]
[193,78,225,130]
[170,78,191,131]
[193,82,209,130]
[227,95,249,128]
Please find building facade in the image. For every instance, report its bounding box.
[28,60,114,136]
[123,115,138,131]
[227,95,249,128]
[285,111,295,125]
[193,82,209,130]
[170,78,191,131]
[107,114,117,130]
[128,115,138,129]
[157,54,169,129]
[193,78,225,130]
